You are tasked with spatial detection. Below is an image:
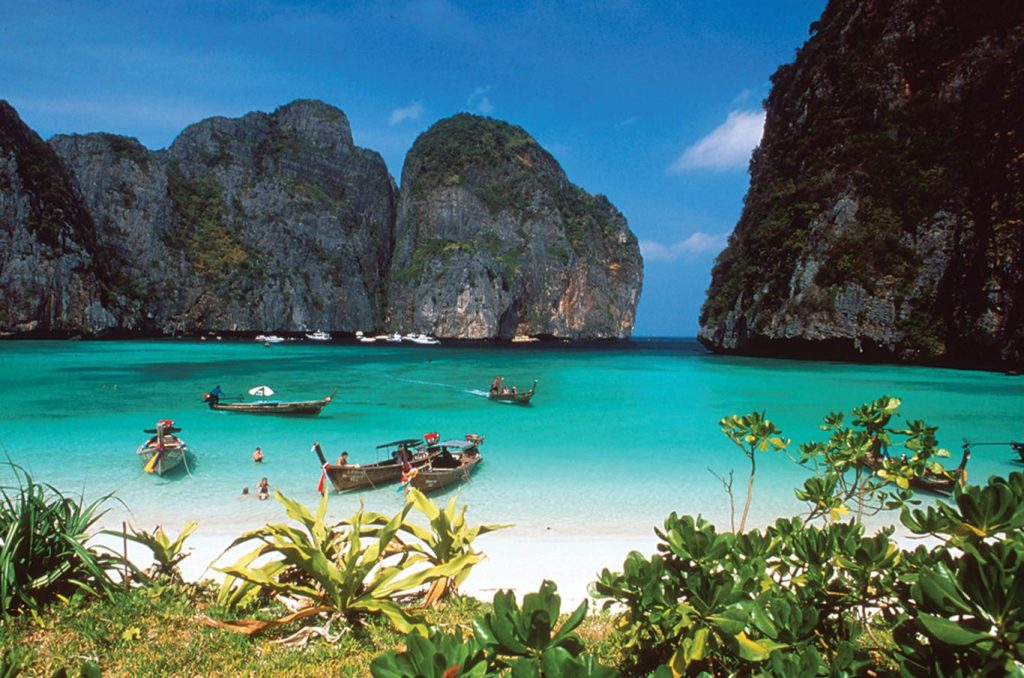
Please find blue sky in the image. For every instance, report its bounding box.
[1,0,826,336]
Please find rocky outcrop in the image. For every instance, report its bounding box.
[387,114,642,339]
[49,100,396,334]
[0,102,132,334]
[0,101,640,339]
[699,0,1024,370]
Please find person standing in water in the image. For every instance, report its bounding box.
[252,447,264,463]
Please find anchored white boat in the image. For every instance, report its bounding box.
[407,333,440,345]
[305,330,332,341]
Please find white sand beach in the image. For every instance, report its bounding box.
[95,526,659,610]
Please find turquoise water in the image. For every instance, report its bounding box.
[0,339,1021,539]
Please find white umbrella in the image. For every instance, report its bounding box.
[249,385,275,397]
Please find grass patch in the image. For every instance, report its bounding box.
[0,584,619,676]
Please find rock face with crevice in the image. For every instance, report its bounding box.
[699,0,1024,370]
[387,114,642,339]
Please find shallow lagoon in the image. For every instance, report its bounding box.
[0,338,1020,541]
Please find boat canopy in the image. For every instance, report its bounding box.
[439,439,475,449]
[376,438,423,449]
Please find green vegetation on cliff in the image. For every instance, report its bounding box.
[700,0,1024,367]
[165,165,252,282]
[406,114,623,253]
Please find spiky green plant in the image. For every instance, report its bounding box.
[393,489,511,606]
[0,463,117,617]
[214,490,463,635]
[109,520,198,583]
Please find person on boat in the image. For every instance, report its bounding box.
[491,376,501,393]
[337,451,348,466]
[501,385,510,395]
[252,447,264,463]
[257,477,269,500]
[512,386,518,396]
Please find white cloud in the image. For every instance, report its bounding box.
[669,110,765,173]
[640,232,728,262]
[388,101,424,125]
[467,85,494,114]
[617,116,638,127]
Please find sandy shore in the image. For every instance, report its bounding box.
[94,527,659,610]
[94,520,937,613]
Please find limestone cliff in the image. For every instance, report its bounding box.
[387,114,642,339]
[50,100,396,334]
[0,102,133,334]
[699,0,1024,370]
[0,101,640,339]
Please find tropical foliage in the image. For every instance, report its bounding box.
[793,395,962,524]
[212,488,502,635]
[112,520,199,584]
[594,395,1024,676]
[392,488,510,606]
[371,581,618,677]
[718,412,788,532]
[0,464,118,617]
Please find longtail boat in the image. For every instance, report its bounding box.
[408,435,485,494]
[136,419,189,477]
[314,435,439,492]
[963,440,1024,464]
[861,444,971,495]
[488,380,538,405]
[203,388,336,416]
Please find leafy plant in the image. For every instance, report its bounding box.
[718,412,789,532]
[371,581,619,678]
[212,490,460,635]
[109,520,198,584]
[593,513,901,675]
[0,463,118,617]
[395,489,511,606]
[795,396,962,524]
[895,473,1024,674]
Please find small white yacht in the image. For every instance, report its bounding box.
[305,330,332,341]
[408,333,440,345]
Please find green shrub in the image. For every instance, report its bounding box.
[372,581,619,677]
[0,464,118,617]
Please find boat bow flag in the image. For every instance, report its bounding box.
[248,385,275,398]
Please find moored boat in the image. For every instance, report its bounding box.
[313,435,439,492]
[203,388,336,416]
[860,445,971,495]
[305,330,332,341]
[488,379,538,405]
[136,419,189,476]
[255,334,285,343]
[407,333,440,345]
[408,435,485,493]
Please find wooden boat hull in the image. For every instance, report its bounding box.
[206,389,335,416]
[860,452,966,495]
[137,438,187,476]
[410,451,482,493]
[326,451,437,492]
[488,380,538,405]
